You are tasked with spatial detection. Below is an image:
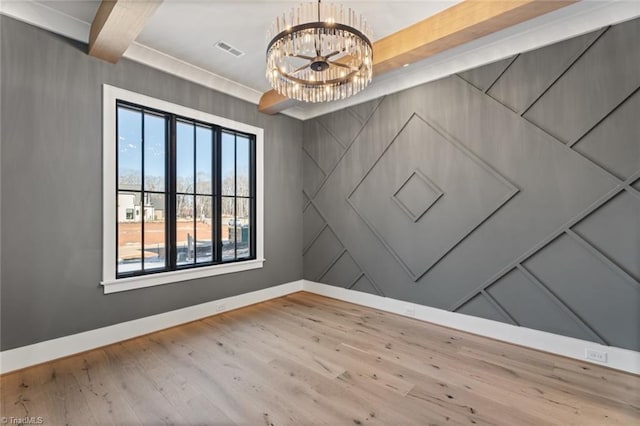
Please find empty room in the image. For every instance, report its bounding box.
[1,0,639,424]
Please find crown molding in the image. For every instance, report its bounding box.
[0,0,90,41]
[0,0,306,120]
[296,0,640,120]
[2,1,640,121]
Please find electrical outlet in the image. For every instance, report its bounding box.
[216,303,227,313]
[585,348,608,363]
[404,307,416,317]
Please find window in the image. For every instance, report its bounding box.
[102,85,264,293]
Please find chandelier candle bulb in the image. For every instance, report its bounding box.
[266,0,373,103]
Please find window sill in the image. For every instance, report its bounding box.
[101,259,265,294]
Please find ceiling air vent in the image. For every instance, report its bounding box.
[215,41,245,58]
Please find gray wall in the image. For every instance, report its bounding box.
[303,17,640,351]
[0,16,303,351]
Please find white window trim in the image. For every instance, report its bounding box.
[102,84,264,294]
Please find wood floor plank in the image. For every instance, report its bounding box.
[171,321,355,425]
[336,342,544,426]
[207,310,461,424]
[149,324,320,425]
[120,337,236,425]
[100,342,186,425]
[267,356,415,426]
[1,292,638,425]
[139,346,249,424]
[0,366,53,422]
[201,313,427,425]
[258,301,569,424]
[1,359,98,425]
[458,344,640,419]
[285,293,640,423]
[69,349,142,425]
[248,305,418,397]
[203,311,348,380]
[143,327,286,425]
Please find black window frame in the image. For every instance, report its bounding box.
[115,99,257,280]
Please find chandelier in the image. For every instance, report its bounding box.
[266,0,373,103]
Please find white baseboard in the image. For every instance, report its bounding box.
[302,281,640,375]
[0,280,304,374]
[3,279,637,375]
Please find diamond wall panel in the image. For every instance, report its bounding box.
[486,268,595,341]
[320,251,362,289]
[457,294,507,323]
[524,18,640,144]
[348,115,517,280]
[303,204,326,251]
[303,226,343,281]
[572,90,640,180]
[392,170,444,222]
[348,98,382,124]
[302,191,310,210]
[303,151,325,198]
[303,121,344,174]
[524,234,640,350]
[487,29,603,113]
[318,109,363,148]
[572,191,640,282]
[457,56,515,92]
[351,275,379,295]
[303,17,640,350]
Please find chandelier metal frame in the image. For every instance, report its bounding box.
[266,0,373,103]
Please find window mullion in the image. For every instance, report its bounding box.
[215,127,223,263]
[214,127,218,262]
[192,124,197,265]
[168,115,177,271]
[250,135,256,260]
[141,111,146,272]
[115,104,120,276]
[234,133,238,260]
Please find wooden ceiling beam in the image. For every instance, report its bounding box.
[89,0,163,64]
[373,0,578,75]
[258,0,578,115]
[257,90,299,116]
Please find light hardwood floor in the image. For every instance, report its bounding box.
[1,292,638,425]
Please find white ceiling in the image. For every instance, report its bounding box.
[7,1,640,119]
[37,0,97,21]
[36,0,462,93]
[137,1,463,93]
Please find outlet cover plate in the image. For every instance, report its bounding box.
[404,307,416,317]
[585,348,608,363]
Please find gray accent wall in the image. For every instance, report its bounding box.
[0,16,303,350]
[302,17,640,351]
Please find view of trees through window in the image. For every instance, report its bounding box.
[116,102,255,277]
